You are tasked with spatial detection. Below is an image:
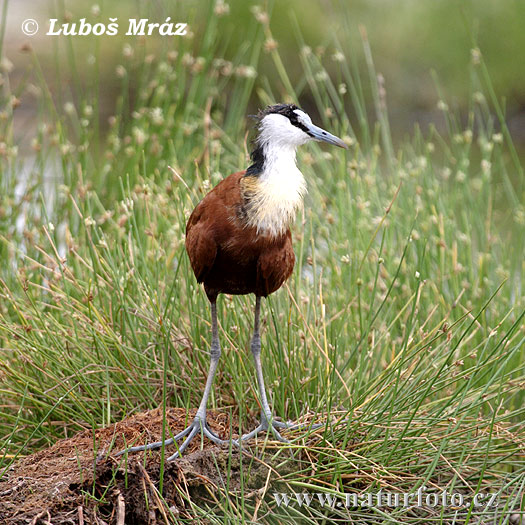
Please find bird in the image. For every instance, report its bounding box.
[117,103,347,461]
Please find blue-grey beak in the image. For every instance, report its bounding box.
[306,123,348,149]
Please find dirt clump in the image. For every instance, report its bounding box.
[0,408,280,524]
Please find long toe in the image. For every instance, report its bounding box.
[239,417,323,444]
[239,423,266,442]
[115,416,228,459]
[114,436,176,456]
[202,424,230,445]
[274,420,324,431]
[269,426,290,443]
[272,419,295,429]
[239,420,291,443]
[166,424,200,461]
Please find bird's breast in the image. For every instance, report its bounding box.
[240,169,306,238]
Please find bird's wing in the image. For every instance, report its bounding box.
[185,171,246,283]
[185,205,217,283]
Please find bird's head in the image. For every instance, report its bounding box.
[255,103,348,150]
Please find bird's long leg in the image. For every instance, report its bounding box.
[237,296,324,443]
[115,300,229,461]
[237,296,292,443]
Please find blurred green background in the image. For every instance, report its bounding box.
[4,0,525,152]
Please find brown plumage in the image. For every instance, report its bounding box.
[185,171,295,302]
[116,103,347,461]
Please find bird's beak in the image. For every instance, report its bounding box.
[306,122,348,149]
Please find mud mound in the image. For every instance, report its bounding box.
[0,408,279,524]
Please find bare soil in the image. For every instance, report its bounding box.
[0,408,282,524]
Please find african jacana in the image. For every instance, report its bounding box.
[117,103,347,461]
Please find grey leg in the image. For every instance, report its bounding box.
[194,300,221,425]
[115,300,230,461]
[236,296,324,444]
[237,297,290,442]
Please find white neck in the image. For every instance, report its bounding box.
[246,141,307,237]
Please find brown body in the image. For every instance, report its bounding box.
[185,171,295,302]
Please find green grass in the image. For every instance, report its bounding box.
[0,1,524,522]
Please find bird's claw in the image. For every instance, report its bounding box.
[115,411,325,460]
[234,414,323,445]
[115,414,229,461]
[234,421,288,445]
